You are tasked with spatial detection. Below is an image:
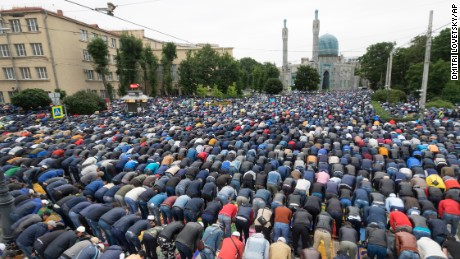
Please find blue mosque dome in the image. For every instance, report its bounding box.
[318,33,339,57]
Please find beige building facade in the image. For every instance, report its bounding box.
[0,7,233,103]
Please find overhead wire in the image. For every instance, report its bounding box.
[63,0,194,45]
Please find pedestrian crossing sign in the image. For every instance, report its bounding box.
[52,106,64,119]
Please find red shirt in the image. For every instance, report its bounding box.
[438,198,460,217]
[219,204,238,219]
[389,210,412,231]
[218,236,244,259]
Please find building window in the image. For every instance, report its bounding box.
[0,20,5,34]
[0,92,4,104]
[101,36,107,43]
[20,67,31,79]
[8,91,15,99]
[0,45,10,57]
[36,67,48,79]
[31,43,44,56]
[3,67,15,79]
[80,29,88,41]
[100,90,106,98]
[10,19,21,33]
[110,38,117,48]
[26,18,38,32]
[116,74,120,81]
[83,49,91,61]
[107,72,113,81]
[14,44,27,56]
[84,69,94,80]
[97,72,103,81]
[91,90,97,94]
[92,33,99,39]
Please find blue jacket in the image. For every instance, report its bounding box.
[267,171,281,185]
[148,192,167,207]
[16,222,48,246]
[37,169,64,184]
[202,224,224,253]
[84,180,104,194]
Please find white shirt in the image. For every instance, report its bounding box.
[416,237,447,259]
[295,179,311,192]
[125,187,147,201]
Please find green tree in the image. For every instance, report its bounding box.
[442,80,460,103]
[11,88,51,111]
[432,28,451,62]
[227,83,238,98]
[212,86,223,98]
[253,65,264,93]
[140,46,159,96]
[294,65,320,91]
[178,44,242,95]
[63,90,106,115]
[196,84,208,97]
[263,62,280,79]
[215,53,240,94]
[161,42,177,95]
[87,37,111,100]
[264,78,283,94]
[238,57,260,89]
[359,42,395,89]
[117,33,143,96]
[405,59,450,99]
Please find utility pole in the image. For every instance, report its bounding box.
[387,49,394,90]
[419,10,433,118]
[384,47,395,90]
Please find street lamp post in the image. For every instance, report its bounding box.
[0,171,15,244]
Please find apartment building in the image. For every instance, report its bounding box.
[0,7,233,103]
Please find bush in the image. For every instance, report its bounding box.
[212,86,223,98]
[196,85,208,98]
[264,78,283,94]
[426,100,454,109]
[371,101,415,122]
[226,83,238,98]
[371,89,406,103]
[63,90,106,115]
[11,88,51,111]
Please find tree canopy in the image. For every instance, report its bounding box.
[359,42,395,90]
[178,44,241,95]
[161,42,177,95]
[264,78,283,94]
[116,33,143,96]
[360,28,458,102]
[294,65,320,91]
[87,37,111,100]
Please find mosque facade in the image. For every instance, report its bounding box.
[283,10,361,91]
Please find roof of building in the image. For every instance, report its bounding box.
[318,33,339,57]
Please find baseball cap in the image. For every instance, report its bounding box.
[47,220,56,227]
[76,226,86,232]
[232,231,240,237]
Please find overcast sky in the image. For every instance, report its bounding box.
[1,0,453,65]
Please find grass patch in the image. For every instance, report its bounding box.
[371,101,416,122]
[426,100,454,109]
